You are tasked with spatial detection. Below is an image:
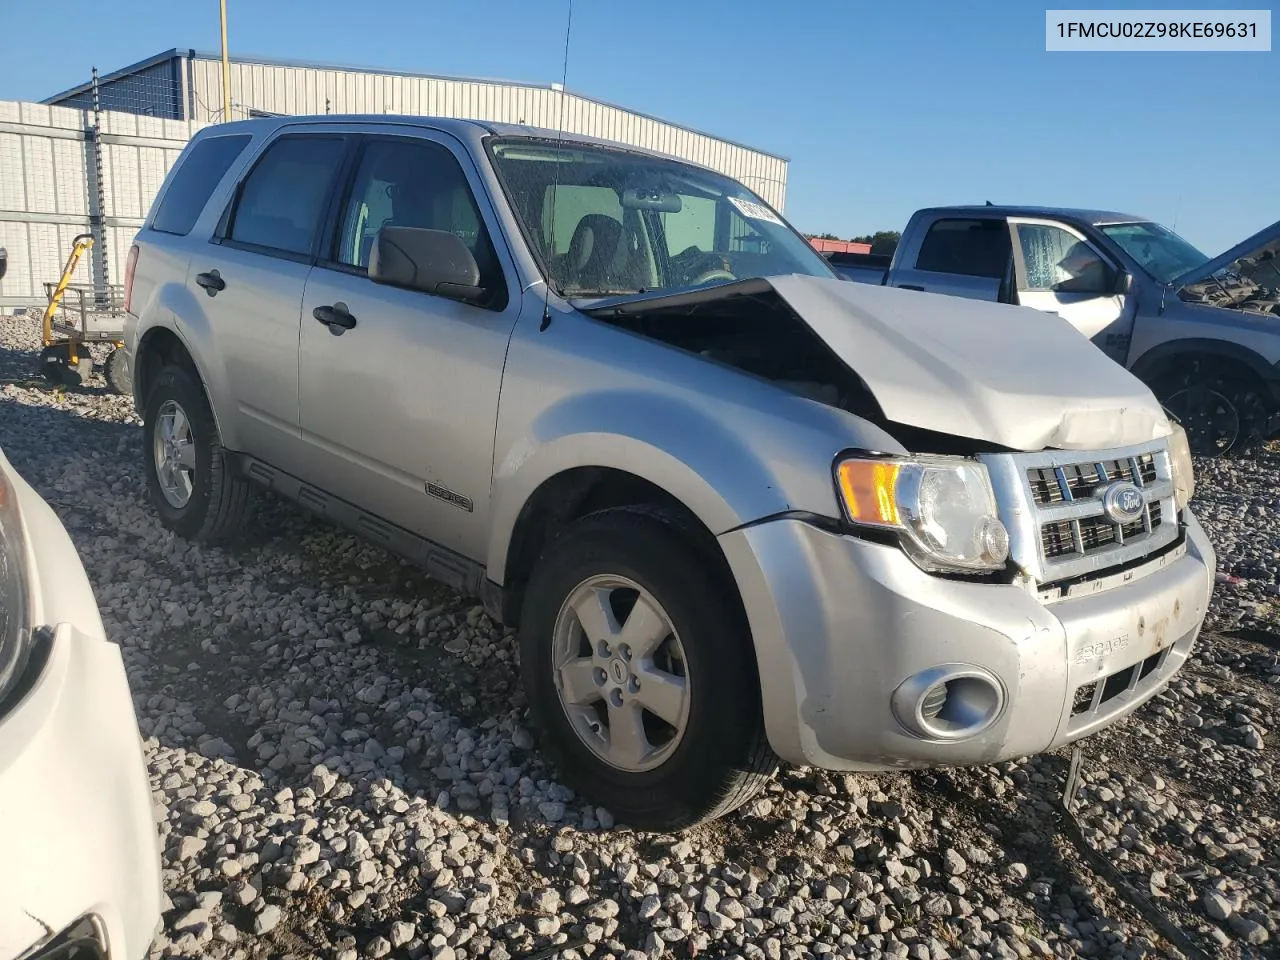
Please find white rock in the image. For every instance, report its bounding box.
[252,904,283,934]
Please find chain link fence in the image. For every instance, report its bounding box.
[1,69,206,314]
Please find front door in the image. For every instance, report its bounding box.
[1009,217,1135,364]
[296,131,522,561]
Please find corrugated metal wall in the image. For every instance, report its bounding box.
[0,99,200,307]
[188,58,789,210]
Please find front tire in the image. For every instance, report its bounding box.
[1152,360,1270,458]
[519,507,776,831]
[142,364,252,542]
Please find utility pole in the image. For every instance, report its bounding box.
[219,0,231,120]
[89,67,109,307]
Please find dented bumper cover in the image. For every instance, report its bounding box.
[720,509,1216,770]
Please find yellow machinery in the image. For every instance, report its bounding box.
[37,233,130,393]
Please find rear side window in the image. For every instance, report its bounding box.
[915,218,1010,279]
[151,134,251,236]
[227,135,347,257]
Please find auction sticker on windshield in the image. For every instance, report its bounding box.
[728,196,784,225]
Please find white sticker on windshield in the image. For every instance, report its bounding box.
[728,196,784,225]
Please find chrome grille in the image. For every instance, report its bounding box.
[983,440,1179,585]
[1026,454,1158,506]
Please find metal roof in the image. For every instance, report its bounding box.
[43,47,789,163]
[185,114,736,176]
[919,204,1151,225]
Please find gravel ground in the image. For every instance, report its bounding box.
[2,314,1278,960]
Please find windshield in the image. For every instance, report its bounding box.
[1098,221,1208,284]
[487,136,836,298]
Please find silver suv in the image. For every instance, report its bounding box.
[123,115,1216,831]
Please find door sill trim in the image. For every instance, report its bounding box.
[232,453,497,610]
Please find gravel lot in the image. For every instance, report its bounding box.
[2,315,1278,960]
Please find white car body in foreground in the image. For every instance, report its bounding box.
[0,447,162,960]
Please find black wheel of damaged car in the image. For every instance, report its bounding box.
[519,506,777,831]
[1162,382,1239,457]
[1154,362,1270,458]
[142,364,253,542]
[37,344,91,388]
[104,346,132,396]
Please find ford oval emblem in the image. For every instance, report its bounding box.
[1100,481,1145,524]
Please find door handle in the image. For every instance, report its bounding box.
[898,283,925,292]
[195,270,225,295]
[313,302,357,335]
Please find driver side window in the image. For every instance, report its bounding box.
[1015,223,1112,294]
[335,137,504,306]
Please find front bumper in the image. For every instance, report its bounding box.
[0,626,162,960]
[0,454,162,960]
[121,311,140,417]
[720,509,1216,771]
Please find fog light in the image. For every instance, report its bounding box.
[891,665,1005,741]
[920,682,949,721]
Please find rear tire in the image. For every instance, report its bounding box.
[142,364,252,542]
[104,346,132,396]
[519,507,776,831]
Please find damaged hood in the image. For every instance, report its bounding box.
[579,275,1171,451]
[1172,217,1280,289]
[1173,218,1280,317]
[768,275,1171,450]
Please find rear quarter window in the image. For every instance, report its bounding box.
[151,134,252,237]
[915,218,1010,279]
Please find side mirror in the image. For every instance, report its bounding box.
[369,226,486,303]
[0,246,7,282]
[1113,269,1132,295]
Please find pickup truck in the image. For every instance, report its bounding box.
[123,117,1214,831]
[832,205,1280,457]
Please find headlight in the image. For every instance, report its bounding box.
[835,455,1010,573]
[0,465,31,702]
[1167,422,1194,511]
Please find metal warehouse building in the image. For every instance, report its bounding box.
[44,48,790,210]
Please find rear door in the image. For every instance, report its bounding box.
[295,129,523,561]
[190,128,351,467]
[127,130,253,380]
[1008,217,1134,364]
[887,216,1013,301]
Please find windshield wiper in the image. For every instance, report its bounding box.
[565,288,648,299]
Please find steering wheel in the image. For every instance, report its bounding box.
[692,268,737,286]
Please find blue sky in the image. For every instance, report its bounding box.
[2,1,1274,253]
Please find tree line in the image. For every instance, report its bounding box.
[807,230,901,245]
[805,230,902,255]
